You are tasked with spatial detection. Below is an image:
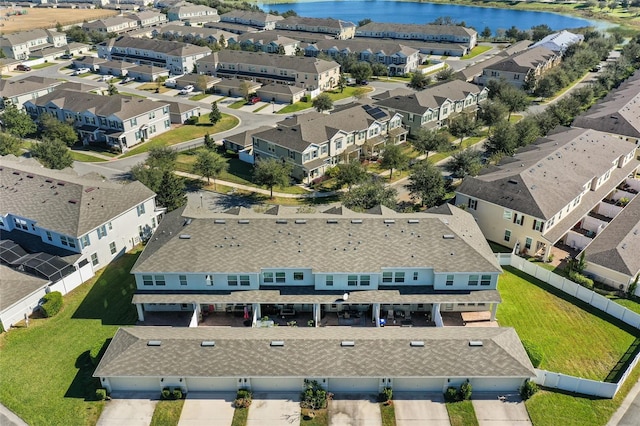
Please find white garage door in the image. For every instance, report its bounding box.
[329,378,379,393]
[470,378,524,392]
[108,377,159,392]
[393,378,444,392]
[187,377,237,392]
[251,378,304,392]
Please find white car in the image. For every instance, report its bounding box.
[100,74,114,82]
[72,67,90,76]
[179,85,194,95]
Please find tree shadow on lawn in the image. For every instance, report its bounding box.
[72,252,139,326]
[65,350,102,400]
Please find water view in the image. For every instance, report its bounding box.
[260,0,605,34]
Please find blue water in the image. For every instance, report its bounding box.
[260,0,605,35]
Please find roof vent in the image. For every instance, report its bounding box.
[410,341,425,347]
[508,179,518,184]
[408,219,419,224]
[57,182,65,186]
[326,219,338,224]
[179,234,191,239]
[183,218,192,226]
[351,219,363,224]
[147,340,162,346]
[68,199,78,204]
[214,219,226,224]
[201,341,215,347]
[270,340,285,347]
[341,341,355,347]
[295,219,307,224]
[45,179,53,183]
[443,234,455,239]
[238,219,250,224]
[384,219,395,224]
[26,175,34,179]
[85,187,96,192]
[469,341,483,347]
[276,219,288,224]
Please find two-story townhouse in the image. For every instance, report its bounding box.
[98,36,212,75]
[356,22,477,50]
[152,25,234,47]
[0,29,67,60]
[196,50,340,91]
[455,127,640,262]
[232,33,300,55]
[304,39,420,76]
[219,10,283,30]
[0,76,61,109]
[129,11,168,28]
[24,89,171,151]
[531,30,583,55]
[276,16,356,40]
[0,156,161,275]
[374,80,489,135]
[82,16,139,34]
[167,4,219,24]
[477,46,561,90]
[251,103,407,182]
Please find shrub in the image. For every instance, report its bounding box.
[173,389,183,400]
[522,340,544,368]
[185,116,199,125]
[520,380,538,400]
[40,291,63,318]
[301,379,331,409]
[569,271,594,289]
[444,386,458,402]
[95,388,107,400]
[161,387,172,400]
[378,387,393,402]
[234,389,252,408]
[458,381,472,401]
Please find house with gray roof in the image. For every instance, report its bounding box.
[94,326,534,393]
[276,16,356,40]
[256,83,305,104]
[220,10,283,30]
[167,3,219,24]
[232,33,300,56]
[0,264,49,331]
[0,156,160,275]
[24,89,171,151]
[251,102,407,182]
[0,29,67,60]
[374,80,489,135]
[0,76,61,109]
[531,30,583,55]
[163,100,200,124]
[477,46,561,90]
[82,16,138,34]
[356,22,477,50]
[222,125,273,153]
[152,24,235,47]
[455,127,640,262]
[129,10,168,28]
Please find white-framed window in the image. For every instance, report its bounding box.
[136,204,146,216]
[468,274,479,286]
[97,225,107,239]
[142,275,153,286]
[533,219,543,232]
[348,275,358,286]
[326,275,334,286]
[109,242,116,255]
[395,272,405,283]
[360,275,370,286]
[467,198,477,210]
[413,272,418,281]
[503,210,512,221]
[445,275,454,286]
[276,272,285,283]
[45,231,53,241]
[263,272,274,283]
[205,274,213,286]
[239,275,250,286]
[91,253,99,266]
[179,275,187,286]
[154,275,166,286]
[525,237,532,250]
[480,275,491,286]
[513,213,524,226]
[504,229,511,242]
[228,275,238,286]
[382,272,393,283]
[293,272,304,280]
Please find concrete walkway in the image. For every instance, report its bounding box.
[0,403,28,426]
[607,377,640,425]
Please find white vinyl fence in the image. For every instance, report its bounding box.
[497,253,640,398]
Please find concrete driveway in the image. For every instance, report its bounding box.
[472,393,532,425]
[96,392,157,426]
[329,394,381,426]
[393,393,450,426]
[178,392,235,426]
[247,392,301,426]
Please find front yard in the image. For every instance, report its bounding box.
[278,86,374,114]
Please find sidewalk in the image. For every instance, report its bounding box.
[607,377,640,426]
[0,403,28,426]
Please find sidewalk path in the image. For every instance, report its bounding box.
[607,377,640,426]
[0,403,28,426]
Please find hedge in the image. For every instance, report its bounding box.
[41,291,63,318]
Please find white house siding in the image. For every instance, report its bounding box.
[106,377,159,392]
[470,377,525,392]
[0,287,48,330]
[48,262,94,295]
[250,378,304,392]
[393,378,444,392]
[329,378,379,393]
[135,272,259,291]
[187,377,237,392]
[583,262,636,293]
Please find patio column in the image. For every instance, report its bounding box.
[313,303,320,327]
[373,303,381,327]
[490,303,498,322]
[136,303,145,322]
[252,303,260,327]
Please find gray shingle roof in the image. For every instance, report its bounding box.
[1,29,64,46]
[0,265,49,312]
[131,203,501,275]
[0,76,60,98]
[375,80,484,114]
[311,39,419,57]
[223,126,273,149]
[105,36,211,57]
[357,22,476,37]
[278,16,356,30]
[483,46,556,74]
[212,50,339,74]
[0,156,155,237]
[94,326,535,379]
[220,10,283,24]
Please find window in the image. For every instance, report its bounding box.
[382,272,393,283]
[468,274,479,286]
[45,231,52,241]
[360,275,370,286]
[155,275,166,286]
[513,213,524,226]
[276,272,285,283]
[480,275,491,286]
[14,218,28,230]
[107,222,112,231]
[151,217,156,228]
[504,229,513,242]
[293,272,304,281]
[467,198,477,210]
[91,253,99,266]
[525,237,532,250]
[143,275,153,286]
[446,275,454,286]
[228,275,238,286]
[263,272,274,283]
[179,275,187,286]
[348,275,358,286]
[109,242,116,255]
[80,234,90,248]
[60,235,71,246]
[239,275,250,286]
[503,210,513,221]
[136,204,146,216]
[413,272,418,281]
[326,275,334,286]
[395,272,405,283]
[97,225,107,239]
[533,219,543,232]
[205,275,213,286]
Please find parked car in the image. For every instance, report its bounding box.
[16,64,31,72]
[179,85,194,95]
[100,74,114,82]
[120,76,134,84]
[247,95,261,105]
[60,54,72,60]
[72,67,90,76]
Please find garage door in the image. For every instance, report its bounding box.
[393,378,444,392]
[187,377,237,392]
[470,378,524,392]
[108,377,159,392]
[250,378,304,392]
[329,378,379,393]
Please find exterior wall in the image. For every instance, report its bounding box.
[2,86,58,108]
[0,286,48,330]
[583,262,636,293]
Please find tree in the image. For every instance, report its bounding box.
[195,75,209,92]
[30,139,73,170]
[253,158,292,198]
[335,160,368,191]
[448,113,479,146]
[531,24,553,42]
[478,100,509,131]
[239,80,253,102]
[406,161,445,207]
[380,143,409,179]
[358,18,372,27]
[515,117,540,147]
[147,146,177,171]
[155,170,186,212]
[481,26,493,39]
[1,104,36,137]
[312,93,333,112]
[341,177,397,211]
[435,67,454,81]
[350,61,373,83]
[485,120,518,155]
[107,83,119,96]
[497,86,530,119]
[131,162,164,192]
[338,74,347,93]
[277,44,285,55]
[40,114,78,147]
[411,128,449,159]
[65,26,89,44]
[193,149,227,189]
[371,62,388,77]
[209,101,222,125]
[407,72,431,90]
[445,149,483,178]
[203,133,216,150]
[0,132,23,156]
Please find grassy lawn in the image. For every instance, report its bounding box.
[446,401,478,426]
[137,83,170,94]
[69,151,107,162]
[488,241,512,253]
[610,297,640,315]
[121,115,239,158]
[189,93,209,101]
[461,45,492,59]
[278,86,374,114]
[300,408,328,426]
[509,114,524,123]
[150,399,184,426]
[0,249,140,426]
[497,266,639,380]
[228,100,248,109]
[380,402,396,426]
[231,407,248,426]
[31,62,57,69]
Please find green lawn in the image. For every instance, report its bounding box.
[461,45,492,59]
[380,402,396,426]
[228,100,247,109]
[137,83,171,94]
[188,93,209,101]
[0,249,141,426]
[231,407,248,426]
[150,399,184,426]
[278,87,374,114]
[610,297,640,315]
[446,401,478,426]
[497,267,639,380]
[121,115,239,158]
[31,62,57,69]
[69,151,107,162]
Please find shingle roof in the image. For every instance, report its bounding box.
[237,33,299,46]
[220,10,283,24]
[357,22,476,37]
[164,100,199,115]
[104,36,211,57]
[0,76,60,98]
[223,126,274,149]
[483,46,557,74]
[375,80,484,114]
[131,203,501,274]
[1,29,64,46]
[0,265,49,312]
[212,50,339,74]
[278,16,356,30]
[95,326,535,379]
[257,83,305,95]
[531,30,583,53]
[0,156,155,237]
[310,39,419,58]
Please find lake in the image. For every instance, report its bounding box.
[260,0,606,35]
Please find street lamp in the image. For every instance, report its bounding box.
[200,193,203,208]
[271,100,275,113]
